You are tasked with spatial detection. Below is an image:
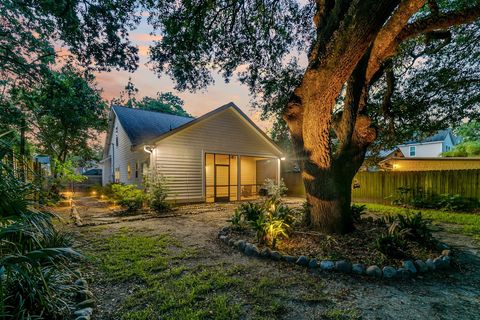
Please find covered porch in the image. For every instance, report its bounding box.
[204,153,280,202]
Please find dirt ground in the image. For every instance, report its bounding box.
[54,196,480,320]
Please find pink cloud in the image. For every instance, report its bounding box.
[132,34,163,42]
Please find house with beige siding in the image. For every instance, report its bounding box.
[101,103,283,203]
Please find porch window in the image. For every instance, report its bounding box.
[205,153,278,203]
[240,156,277,200]
[127,162,131,180]
[135,162,139,178]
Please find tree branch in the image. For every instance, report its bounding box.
[381,60,395,121]
[398,5,480,42]
[366,0,426,83]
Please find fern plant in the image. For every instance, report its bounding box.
[0,131,82,319]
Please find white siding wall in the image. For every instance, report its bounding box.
[399,142,443,158]
[102,116,148,186]
[153,108,281,202]
[443,134,454,152]
[102,158,111,185]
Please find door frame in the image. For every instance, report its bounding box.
[214,163,230,202]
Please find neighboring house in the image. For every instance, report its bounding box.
[379,157,480,171]
[397,129,459,158]
[361,148,403,171]
[101,102,283,203]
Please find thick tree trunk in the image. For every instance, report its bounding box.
[303,169,355,234]
[280,1,401,234]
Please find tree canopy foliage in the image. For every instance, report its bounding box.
[136,92,191,117]
[443,120,480,157]
[455,120,480,142]
[1,0,141,168]
[11,66,107,164]
[1,0,141,84]
[112,79,191,117]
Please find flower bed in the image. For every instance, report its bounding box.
[220,196,454,280]
[218,226,452,279]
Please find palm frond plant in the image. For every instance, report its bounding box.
[0,131,83,319]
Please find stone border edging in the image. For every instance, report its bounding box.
[73,278,95,320]
[217,227,452,280]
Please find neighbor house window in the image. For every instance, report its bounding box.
[127,163,131,180]
[445,145,451,152]
[135,162,139,178]
[409,146,416,157]
[114,168,120,182]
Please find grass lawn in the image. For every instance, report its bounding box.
[83,227,354,320]
[359,203,480,241]
[67,197,480,320]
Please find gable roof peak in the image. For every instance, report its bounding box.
[111,105,194,146]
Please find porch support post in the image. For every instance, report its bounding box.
[237,155,241,201]
[277,158,281,186]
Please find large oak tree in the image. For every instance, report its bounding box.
[142,0,480,233]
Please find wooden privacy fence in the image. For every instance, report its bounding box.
[282,170,480,204]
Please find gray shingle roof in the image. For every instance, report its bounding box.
[403,129,456,145]
[422,129,451,143]
[112,105,194,146]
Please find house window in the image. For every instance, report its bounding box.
[114,168,120,182]
[135,162,139,178]
[409,146,416,157]
[127,162,131,180]
[445,145,451,152]
[116,135,119,147]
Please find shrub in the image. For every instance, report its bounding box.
[111,184,145,212]
[230,197,295,247]
[395,212,434,244]
[391,186,478,212]
[144,174,170,213]
[390,186,411,206]
[267,200,297,225]
[299,201,311,226]
[0,160,81,319]
[351,204,366,222]
[236,202,265,223]
[261,178,288,198]
[375,233,407,259]
[263,219,289,249]
[438,194,478,212]
[380,212,435,249]
[101,182,117,199]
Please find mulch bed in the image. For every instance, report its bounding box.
[228,218,439,267]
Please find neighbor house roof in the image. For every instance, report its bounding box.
[365,147,401,159]
[399,129,457,146]
[112,105,194,146]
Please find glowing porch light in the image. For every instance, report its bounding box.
[143,145,155,154]
[280,157,286,161]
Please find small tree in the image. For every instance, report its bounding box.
[143,171,170,213]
